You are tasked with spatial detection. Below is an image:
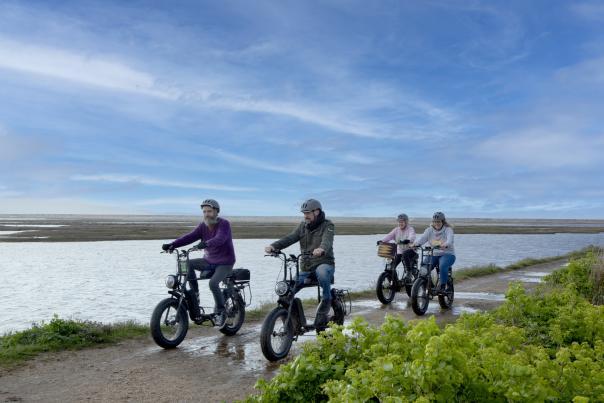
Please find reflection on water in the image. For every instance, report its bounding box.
[1,232,603,333]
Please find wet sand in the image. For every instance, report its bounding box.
[0,259,567,402]
[1,215,603,242]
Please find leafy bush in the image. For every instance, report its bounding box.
[545,251,604,305]
[245,254,604,402]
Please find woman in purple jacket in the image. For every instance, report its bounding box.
[162,199,235,326]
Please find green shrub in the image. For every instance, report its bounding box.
[245,253,604,402]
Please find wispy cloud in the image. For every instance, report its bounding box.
[70,174,256,192]
[570,1,604,21]
[477,130,604,169]
[0,37,175,99]
[209,148,341,177]
[0,185,21,198]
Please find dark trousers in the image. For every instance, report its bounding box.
[187,258,233,312]
[392,249,418,272]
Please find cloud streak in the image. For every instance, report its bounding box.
[70,174,257,192]
[0,37,176,99]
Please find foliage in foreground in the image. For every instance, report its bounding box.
[246,252,604,402]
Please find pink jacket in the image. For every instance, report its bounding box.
[381,226,417,254]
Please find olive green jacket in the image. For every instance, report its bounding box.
[271,219,335,272]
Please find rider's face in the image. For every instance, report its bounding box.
[202,206,218,224]
[432,220,443,230]
[398,220,407,229]
[303,209,319,223]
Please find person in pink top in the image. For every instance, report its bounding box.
[377,214,417,277]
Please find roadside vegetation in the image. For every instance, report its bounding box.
[0,316,147,368]
[245,248,604,402]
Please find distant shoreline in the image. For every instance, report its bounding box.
[1,215,604,242]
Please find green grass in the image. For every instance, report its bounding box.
[454,245,601,281]
[0,316,148,369]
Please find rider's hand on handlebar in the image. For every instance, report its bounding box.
[264,245,275,254]
[196,240,207,250]
[162,243,174,253]
[312,247,325,257]
[376,240,383,246]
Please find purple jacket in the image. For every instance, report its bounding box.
[171,218,236,265]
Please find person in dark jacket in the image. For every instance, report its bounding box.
[162,199,235,327]
[264,199,335,328]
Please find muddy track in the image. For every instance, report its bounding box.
[0,259,566,402]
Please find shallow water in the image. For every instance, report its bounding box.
[1,232,603,333]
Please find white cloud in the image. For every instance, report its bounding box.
[0,197,134,214]
[0,185,21,197]
[0,125,48,160]
[339,152,378,165]
[70,174,256,192]
[477,130,604,169]
[0,37,177,99]
[570,2,604,21]
[210,148,339,177]
[134,197,295,215]
[556,56,604,86]
[0,36,459,141]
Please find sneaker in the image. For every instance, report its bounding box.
[214,311,226,328]
[314,299,331,330]
[437,284,446,295]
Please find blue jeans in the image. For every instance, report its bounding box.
[295,264,335,301]
[430,254,456,286]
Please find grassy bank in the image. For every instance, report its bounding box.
[453,246,599,281]
[0,316,147,369]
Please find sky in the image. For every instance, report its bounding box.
[1,0,603,218]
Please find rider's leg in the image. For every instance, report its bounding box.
[314,264,335,328]
[438,254,456,289]
[293,271,311,294]
[209,264,234,313]
[402,249,418,272]
[391,254,402,270]
[187,258,209,294]
[316,264,335,302]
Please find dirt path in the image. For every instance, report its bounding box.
[0,259,566,403]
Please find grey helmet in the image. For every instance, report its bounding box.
[432,211,445,221]
[397,213,409,221]
[300,199,322,213]
[201,199,220,213]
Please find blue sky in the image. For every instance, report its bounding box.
[1,0,603,218]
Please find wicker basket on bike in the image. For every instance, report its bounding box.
[377,242,396,258]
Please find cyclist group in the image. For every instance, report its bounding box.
[161,198,455,328]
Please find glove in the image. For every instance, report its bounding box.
[162,243,174,252]
[376,240,383,246]
[196,241,207,249]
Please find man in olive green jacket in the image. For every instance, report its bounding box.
[264,198,335,327]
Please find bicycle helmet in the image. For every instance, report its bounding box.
[201,199,220,212]
[432,211,445,221]
[300,199,322,212]
[397,213,409,221]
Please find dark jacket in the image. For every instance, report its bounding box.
[271,215,335,272]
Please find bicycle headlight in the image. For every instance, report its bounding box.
[275,281,289,296]
[165,275,178,289]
